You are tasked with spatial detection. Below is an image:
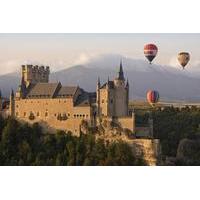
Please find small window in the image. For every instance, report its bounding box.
[110,99,113,103]
[54,113,57,117]
[16,112,19,116]
[45,112,48,117]
[74,114,76,118]
[37,112,40,117]
[24,112,26,117]
[68,113,70,117]
[102,99,104,103]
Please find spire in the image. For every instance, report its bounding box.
[107,76,109,82]
[98,77,100,85]
[118,59,125,81]
[0,89,1,98]
[11,89,14,98]
[97,77,100,89]
[126,78,129,87]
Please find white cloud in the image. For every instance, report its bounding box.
[72,53,97,66]
[169,56,179,68]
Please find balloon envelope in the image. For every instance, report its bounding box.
[144,44,158,63]
[177,52,190,69]
[147,90,159,105]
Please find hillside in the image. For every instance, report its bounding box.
[1,54,200,101]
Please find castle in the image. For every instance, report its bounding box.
[0,62,135,136]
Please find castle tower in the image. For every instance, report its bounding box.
[9,89,15,117]
[0,89,2,111]
[96,77,101,116]
[126,78,129,109]
[113,61,128,117]
[16,75,26,99]
[21,64,50,87]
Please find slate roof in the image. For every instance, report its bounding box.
[100,81,114,89]
[57,86,78,97]
[24,82,97,107]
[75,91,96,106]
[26,83,59,98]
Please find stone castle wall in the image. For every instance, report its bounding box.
[14,97,92,136]
[116,115,135,133]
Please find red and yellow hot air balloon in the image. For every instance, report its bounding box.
[147,90,159,106]
[144,44,158,64]
[177,52,190,69]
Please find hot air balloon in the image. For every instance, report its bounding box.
[144,44,158,64]
[147,90,159,106]
[177,52,190,69]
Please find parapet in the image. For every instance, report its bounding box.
[21,64,50,73]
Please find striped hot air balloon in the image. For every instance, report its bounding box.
[147,90,159,106]
[144,44,158,64]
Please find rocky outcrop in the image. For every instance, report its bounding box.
[128,139,161,166]
[95,119,161,166]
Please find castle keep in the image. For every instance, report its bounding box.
[0,62,135,135]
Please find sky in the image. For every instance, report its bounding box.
[0,33,200,75]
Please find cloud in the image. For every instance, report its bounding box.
[72,53,97,66]
[169,56,179,68]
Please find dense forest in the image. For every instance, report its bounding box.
[135,105,200,165]
[152,106,200,165]
[0,116,140,166]
[1,106,200,165]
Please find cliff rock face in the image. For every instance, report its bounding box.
[94,120,161,166]
[128,139,161,166]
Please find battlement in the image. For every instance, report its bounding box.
[21,64,50,87]
[21,64,50,74]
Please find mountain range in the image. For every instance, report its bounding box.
[1,54,200,102]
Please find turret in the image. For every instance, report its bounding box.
[126,78,129,88]
[126,79,129,108]
[16,75,26,99]
[113,60,128,116]
[106,76,110,89]
[97,77,100,90]
[9,89,15,117]
[96,77,101,116]
[114,60,125,87]
[118,60,125,81]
